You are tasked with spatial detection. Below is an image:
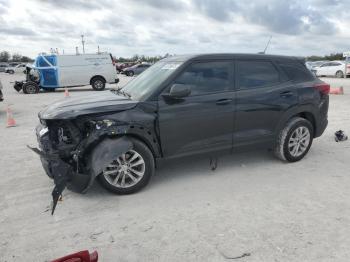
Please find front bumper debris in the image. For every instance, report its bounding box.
[32,122,134,214]
[32,124,91,214]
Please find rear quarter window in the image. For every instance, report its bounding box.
[277,61,315,82]
[237,60,281,89]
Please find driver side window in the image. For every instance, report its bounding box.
[173,61,231,96]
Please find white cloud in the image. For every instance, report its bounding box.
[0,0,348,58]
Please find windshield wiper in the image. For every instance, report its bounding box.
[121,90,131,98]
[111,87,131,99]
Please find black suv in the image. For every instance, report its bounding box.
[34,54,329,204]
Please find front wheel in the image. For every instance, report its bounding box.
[274,117,314,162]
[98,138,155,194]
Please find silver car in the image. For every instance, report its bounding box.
[123,63,151,76]
[0,63,8,72]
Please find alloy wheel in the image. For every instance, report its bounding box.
[288,126,311,157]
[103,150,146,188]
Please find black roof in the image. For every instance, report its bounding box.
[162,53,304,62]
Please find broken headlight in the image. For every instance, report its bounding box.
[39,127,49,137]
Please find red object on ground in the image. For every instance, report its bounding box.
[64,88,70,97]
[51,250,98,262]
[6,106,16,127]
[329,86,344,95]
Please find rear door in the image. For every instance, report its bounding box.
[329,62,344,76]
[233,59,298,147]
[158,60,235,157]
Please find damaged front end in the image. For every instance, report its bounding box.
[32,118,135,214]
[30,90,161,214]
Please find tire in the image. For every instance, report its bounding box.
[98,138,155,194]
[8,70,14,74]
[22,81,39,94]
[127,71,134,77]
[336,70,344,78]
[274,117,314,162]
[91,77,106,91]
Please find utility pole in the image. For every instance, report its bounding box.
[81,34,85,54]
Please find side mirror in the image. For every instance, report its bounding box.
[166,84,191,99]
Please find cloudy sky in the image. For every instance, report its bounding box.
[0,0,349,58]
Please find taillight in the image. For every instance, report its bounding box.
[313,83,330,95]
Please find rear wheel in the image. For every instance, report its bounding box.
[336,70,344,78]
[8,70,14,74]
[127,71,134,77]
[22,81,39,94]
[91,77,106,91]
[274,117,313,162]
[98,138,155,194]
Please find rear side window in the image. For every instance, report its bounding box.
[174,61,231,95]
[237,61,280,89]
[278,61,314,82]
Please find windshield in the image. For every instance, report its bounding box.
[121,61,183,100]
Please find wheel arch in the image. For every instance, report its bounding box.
[275,105,318,138]
[90,75,106,85]
[296,112,316,135]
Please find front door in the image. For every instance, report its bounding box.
[158,60,235,157]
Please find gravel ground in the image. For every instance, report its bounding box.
[0,73,349,262]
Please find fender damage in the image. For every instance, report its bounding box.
[31,94,161,214]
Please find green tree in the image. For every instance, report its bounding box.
[20,56,33,62]
[0,51,10,62]
[12,53,22,62]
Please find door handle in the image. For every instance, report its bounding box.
[280,91,293,98]
[216,98,233,105]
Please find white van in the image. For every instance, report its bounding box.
[15,53,118,93]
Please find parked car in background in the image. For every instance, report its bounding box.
[13,53,119,94]
[0,79,3,102]
[0,63,9,72]
[9,62,20,67]
[5,63,27,74]
[312,61,346,78]
[122,63,151,76]
[305,61,327,70]
[116,62,137,73]
[345,57,350,77]
[34,53,329,208]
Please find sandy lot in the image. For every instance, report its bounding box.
[0,72,350,262]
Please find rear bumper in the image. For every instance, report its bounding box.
[315,118,328,138]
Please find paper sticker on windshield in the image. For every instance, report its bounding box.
[161,63,180,70]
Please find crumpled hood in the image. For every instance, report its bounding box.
[39,91,138,119]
